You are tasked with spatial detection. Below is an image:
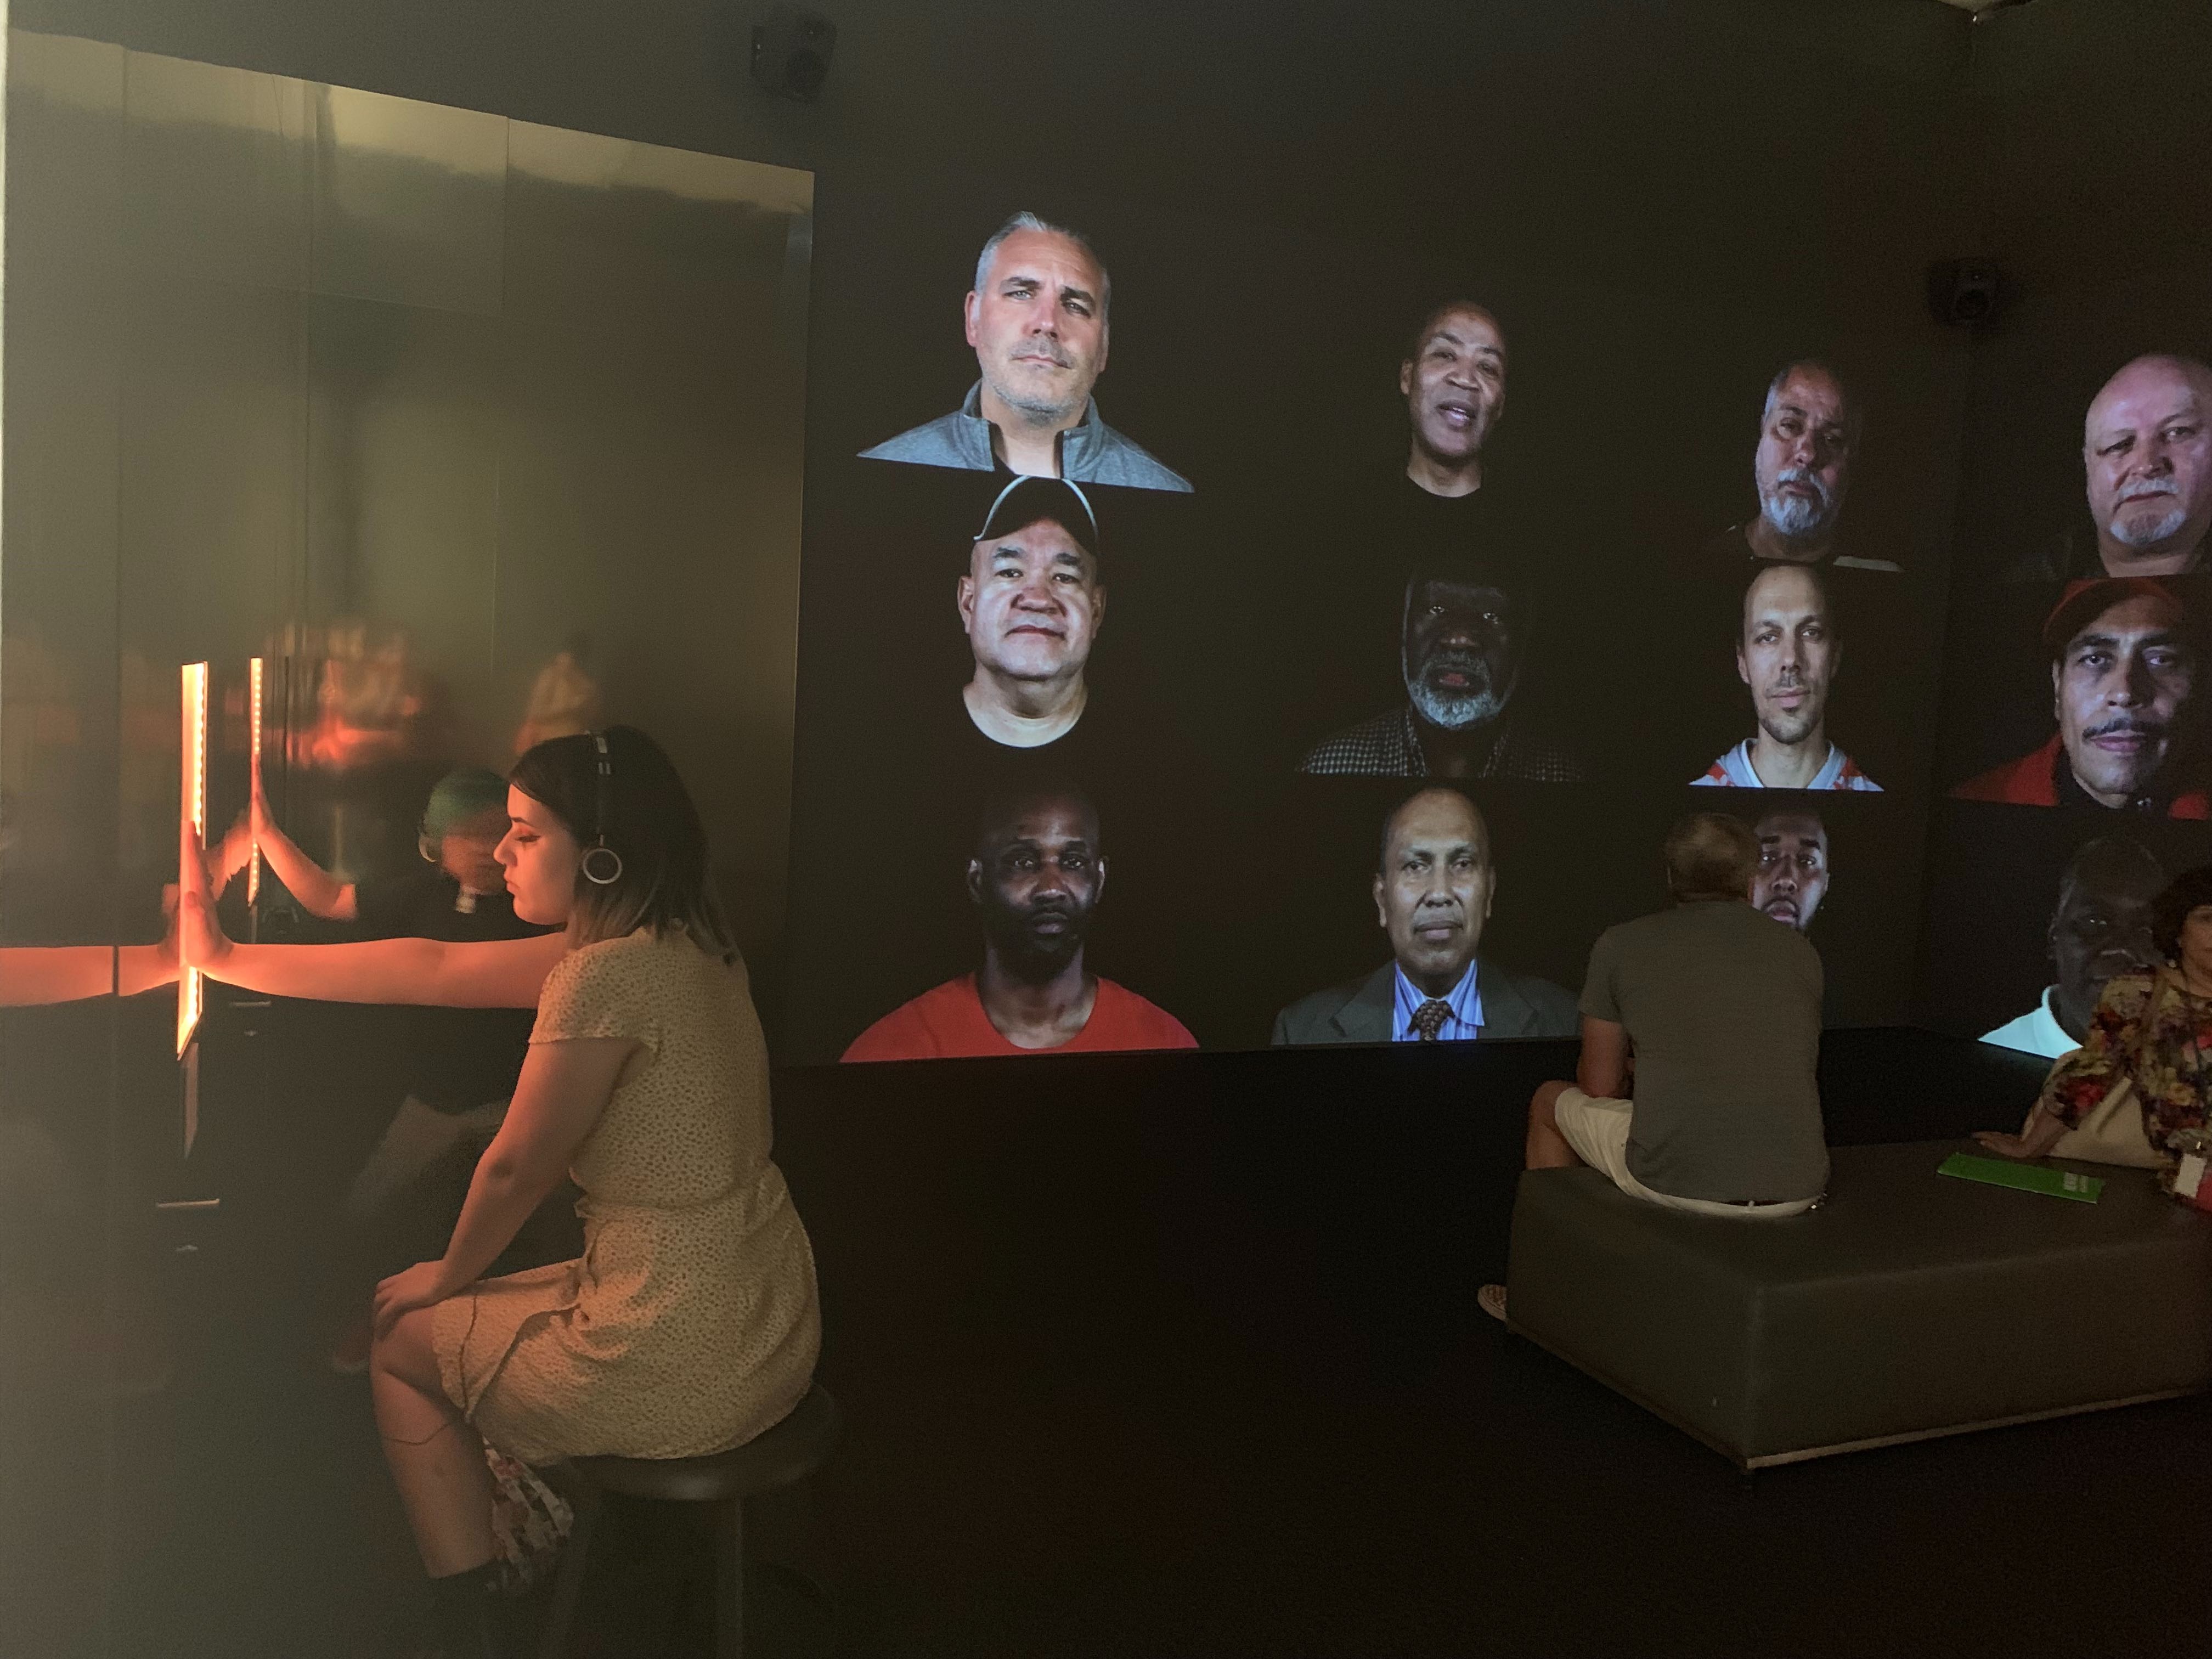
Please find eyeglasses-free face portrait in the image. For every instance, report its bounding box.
[1750,811,1829,932]
[1402,574,1520,733]
[1696,563,1880,791]
[1753,362,1855,556]
[2083,354,2212,578]
[857,212,1191,492]
[1372,786,1496,993]
[1399,303,1507,498]
[2051,590,2196,808]
[1954,577,2209,814]
[956,477,1108,750]
[1739,563,1838,751]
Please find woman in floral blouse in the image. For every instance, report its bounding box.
[1978,865,2212,1164]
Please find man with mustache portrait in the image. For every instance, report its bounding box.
[958,476,1104,749]
[1750,810,1830,932]
[1694,563,1882,789]
[2009,354,2212,580]
[859,212,1191,492]
[1953,578,2209,815]
[1699,360,1900,574]
[1982,837,2166,1059]
[1271,788,1576,1046]
[1299,560,1583,780]
[840,781,1195,1060]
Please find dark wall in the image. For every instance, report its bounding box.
[19,1,1990,1062]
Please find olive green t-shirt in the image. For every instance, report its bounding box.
[1578,899,1828,1203]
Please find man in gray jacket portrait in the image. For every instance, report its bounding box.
[860,212,1192,493]
[1272,787,1578,1046]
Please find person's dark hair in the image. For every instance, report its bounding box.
[509,725,737,962]
[2148,864,2212,963]
[1404,299,1505,367]
[1663,812,1759,904]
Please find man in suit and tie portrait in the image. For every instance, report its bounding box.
[1271,787,1577,1046]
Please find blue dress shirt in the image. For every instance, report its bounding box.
[1391,960,1485,1042]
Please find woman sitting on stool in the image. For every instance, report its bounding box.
[182,727,821,1659]
[1979,863,2212,1167]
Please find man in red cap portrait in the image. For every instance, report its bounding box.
[1953,577,2207,815]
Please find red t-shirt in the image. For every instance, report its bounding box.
[841,974,1198,1063]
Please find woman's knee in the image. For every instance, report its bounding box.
[370,1306,444,1391]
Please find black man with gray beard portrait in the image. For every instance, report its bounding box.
[1299,561,1584,781]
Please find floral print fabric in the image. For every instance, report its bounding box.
[2038,968,2212,1160]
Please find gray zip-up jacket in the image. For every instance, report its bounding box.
[860,381,1193,493]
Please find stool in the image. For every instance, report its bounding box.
[536,1383,842,1658]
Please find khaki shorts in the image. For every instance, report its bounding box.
[1552,1087,1818,1219]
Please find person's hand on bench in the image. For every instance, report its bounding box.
[1974,1104,2067,1161]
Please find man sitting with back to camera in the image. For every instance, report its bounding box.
[1481,813,1827,1320]
[1272,787,1577,1046]
[1300,558,1584,781]
[842,779,1195,1060]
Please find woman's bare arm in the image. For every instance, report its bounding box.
[194,924,567,1009]
[439,1039,630,1286]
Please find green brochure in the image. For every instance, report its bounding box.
[1937,1153,2103,1204]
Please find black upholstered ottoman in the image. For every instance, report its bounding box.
[1505,1138,2212,1468]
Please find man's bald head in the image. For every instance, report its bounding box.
[2084,354,2212,575]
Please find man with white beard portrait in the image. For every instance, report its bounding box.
[1300,561,1584,780]
[2009,355,2212,580]
[1700,360,1900,574]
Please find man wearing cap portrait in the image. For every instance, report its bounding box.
[860,211,1191,492]
[958,476,1105,749]
[1953,577,2207,815]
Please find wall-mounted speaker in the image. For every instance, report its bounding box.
[751,7,837,102]
[1929,259,2003,327]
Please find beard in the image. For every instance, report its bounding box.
[2109,491,2190,549]
[1756,696,1820,747]
[1406,648,1514,731]
[1759,469,1836,540]
[983,900,1090,981]
[987,341,1087,421]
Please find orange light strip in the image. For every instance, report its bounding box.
[246,657,264,906]
[178,662,208,1057]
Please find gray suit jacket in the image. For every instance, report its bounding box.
[1271,958,1579,1047]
